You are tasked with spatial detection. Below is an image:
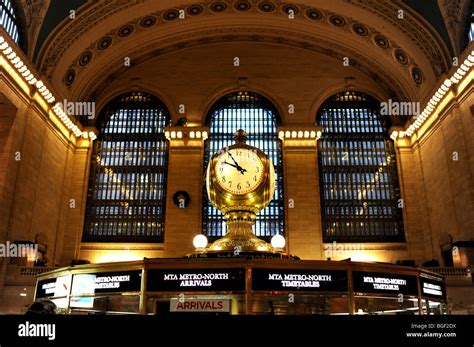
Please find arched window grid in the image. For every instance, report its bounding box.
[317,91,404,242]
[83,92,171,243]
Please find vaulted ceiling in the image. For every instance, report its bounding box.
[15,0,471,124]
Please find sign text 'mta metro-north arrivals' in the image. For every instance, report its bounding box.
[18,322,55,341]
[163,272,229,287]
[147,268,246,292]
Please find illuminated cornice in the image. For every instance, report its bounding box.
[390,48,473,142]
[0,32,93,140]
[278,126,322,141]
[164,126,209,141]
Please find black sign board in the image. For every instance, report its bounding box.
[420,276,446,299]
[353,271,418,295]
[71,270,142,294]
[252,268,348,292]
[147,268,246,292]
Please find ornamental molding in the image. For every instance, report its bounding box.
[34,0,451,90]
[36,0,143,77]
[346,0,450,79]
[74,26,412,104]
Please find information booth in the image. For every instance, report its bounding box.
[34,258,447,315]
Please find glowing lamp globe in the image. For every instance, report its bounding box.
[271,234,286,251]
[193,234,208,250]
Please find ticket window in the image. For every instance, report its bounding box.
[252,294,350,315]
[354,296,420,315]
[68,294,140,315]
[421,299,448,315]
[145,294,245,315]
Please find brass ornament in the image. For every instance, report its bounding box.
[205,130,275,253]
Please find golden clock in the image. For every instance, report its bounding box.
[205,129,275,253]
[214,148,264,195]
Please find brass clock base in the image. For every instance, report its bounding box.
[207,211,273,253]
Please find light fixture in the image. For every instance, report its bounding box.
[193,234,208,251]
[271,234,286,252]
[0,35,84,137]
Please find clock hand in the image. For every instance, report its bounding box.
[226,153,247,174]
[223,161,239,169]
[223,161,247,175]
[227,152,241,167]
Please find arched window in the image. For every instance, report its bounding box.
[203,91,284,241]
[0,0,20,43]
[317,91,404,242]
[83,92,171,242]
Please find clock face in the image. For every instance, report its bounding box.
[214,148,264,195]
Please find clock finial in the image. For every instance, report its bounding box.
[234,129,247,144]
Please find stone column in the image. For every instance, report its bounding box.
[163,127,208,258]
[279,127,323,259]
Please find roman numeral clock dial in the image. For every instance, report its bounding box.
[215,149,264,195]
